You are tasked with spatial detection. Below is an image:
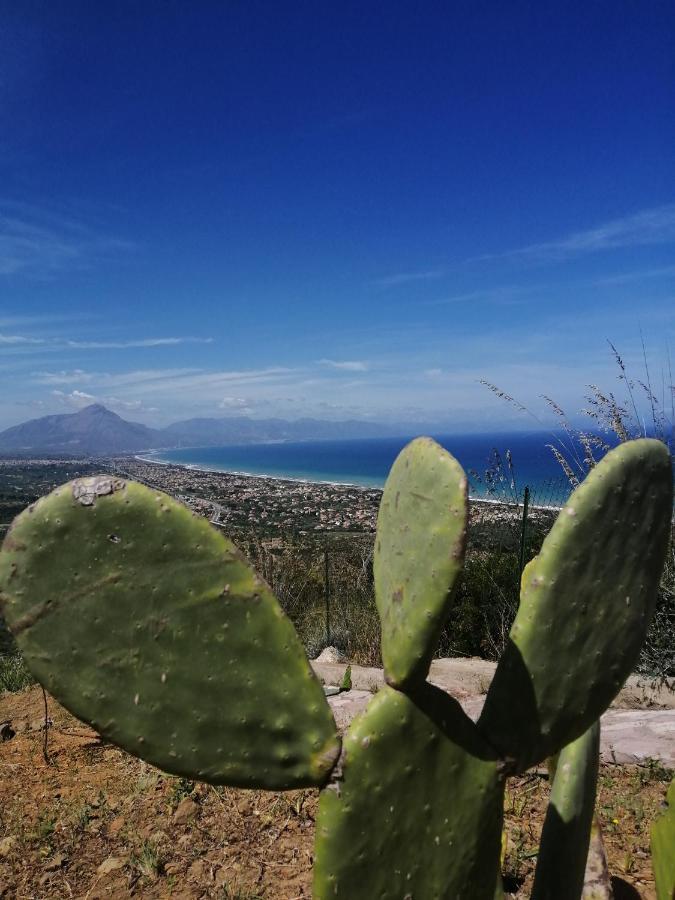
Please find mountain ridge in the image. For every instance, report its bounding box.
[0,404,399,456]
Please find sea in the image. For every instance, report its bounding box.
[143,431,597,507]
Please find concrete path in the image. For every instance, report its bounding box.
[314,659,675,768]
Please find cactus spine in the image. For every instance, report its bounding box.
[0,439,671,898]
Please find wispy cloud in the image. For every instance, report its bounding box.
[65,337,213,349]
[0,333,45,344]
[51,389,96,408]
[318,358,369,372]
[0,201,134,277]
[50,389,158,415]
[1,333,212,353]
[31,368,201,387]
[474,203,675,263]
[594,264,675,286]
[372,268,445,288]
[427,285,534,306]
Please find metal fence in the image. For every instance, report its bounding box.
[233,480,571,662]
[2,475,671,676]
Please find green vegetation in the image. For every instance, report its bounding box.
[483,341,675,681]
[0,436,671,898]
[0,649,35,692]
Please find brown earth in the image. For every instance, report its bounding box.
[1,685,672,899]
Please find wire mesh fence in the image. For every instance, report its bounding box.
[1,475,673,685]
[229,480,571,667]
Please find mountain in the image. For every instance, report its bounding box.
[159,416,395,446]
[0,405,397,456]
[0,404,160,455]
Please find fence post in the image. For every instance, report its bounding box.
[518,485,530,578]
[324,547,331,646]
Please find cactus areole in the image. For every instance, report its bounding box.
[0,438,671,899]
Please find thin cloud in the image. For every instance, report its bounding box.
[473,203,675,263]
[0,333,212,353]
[372,268,445,288]
[65,337,213,349]
[219,396,253,413]
[0,333,45,344]
[318,359,369,372]
[594,264,675,286]
[51,389,96,408]
[127,367,300,396]
[0,202,134,277]
[31,368,201,387]
[426,286,533,306]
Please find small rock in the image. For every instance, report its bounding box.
[29,717,52,733]
[314,646,346,664]
[164,861,183,876]
[107,815,125,837]
[0,837,17,858]
[236,799,253,816]
[187,859,210,882]
[173,797,199,824]
[97,856,126,876]
[44,852,66,871]
[0,722,15,742]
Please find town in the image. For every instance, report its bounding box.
[0,457,382,536]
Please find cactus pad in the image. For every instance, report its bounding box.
[374,437,468,687]
[531,722,600,899]
[0,477,340,788]
[314,683,503,899]
[652,777,675,900]
[478,439,672,771]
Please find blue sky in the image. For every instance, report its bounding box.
[1,2,674,432]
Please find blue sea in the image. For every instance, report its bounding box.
[144,431,595,506]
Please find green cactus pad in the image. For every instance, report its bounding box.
[374,437,468,687]
[478,439,672,771]
[0,477,339,788]
[314,683,504,899]
[652,777,675,900]
[531,722,600,900]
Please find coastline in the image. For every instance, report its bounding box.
[133,453,563,510]
[134,453,379,491]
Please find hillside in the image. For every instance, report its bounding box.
[0,405,159,456]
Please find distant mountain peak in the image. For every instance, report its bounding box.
[0,405,398,457]
[0,404,158,456]
[81,402,110,414]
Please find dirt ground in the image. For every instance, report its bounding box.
[1,686,671,899]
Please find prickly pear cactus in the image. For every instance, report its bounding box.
[374,436,468,687]
[0,476,339,788]
[0,437,671,900]
[314,683,504,898]
[531,722,600,900]
[651,777,675,900]
[478,438,673,772]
